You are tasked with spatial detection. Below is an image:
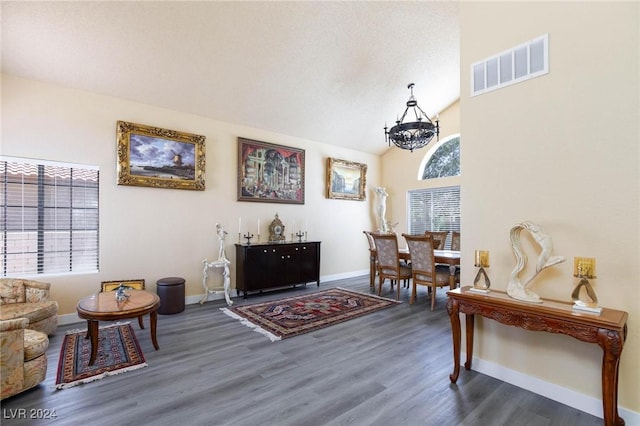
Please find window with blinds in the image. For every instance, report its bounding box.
[407,186,460,249]
[1,156,99,277]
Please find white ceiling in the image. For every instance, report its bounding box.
[1,1,460,155]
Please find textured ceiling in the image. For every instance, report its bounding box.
[1,1,460,155]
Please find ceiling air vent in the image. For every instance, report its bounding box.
[471,34,549,97]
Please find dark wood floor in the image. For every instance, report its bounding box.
[2,275,602,426]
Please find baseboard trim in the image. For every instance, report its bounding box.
[472,357,639,424]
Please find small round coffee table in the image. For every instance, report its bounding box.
[76,289,160,365]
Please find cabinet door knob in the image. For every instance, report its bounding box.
[263,250,268,253]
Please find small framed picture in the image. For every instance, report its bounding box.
[326,157,367,201]
[101,279,146,293]
[116,121,206,190]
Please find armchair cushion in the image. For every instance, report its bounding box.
[23,329,49,361]
[1,318,49,400]
[0,280,26,304]
[0,279,58,336]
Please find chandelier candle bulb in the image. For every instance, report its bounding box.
[474,250,490,267]
[574,257,596,278]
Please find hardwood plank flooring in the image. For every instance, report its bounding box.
[1,276,602,425]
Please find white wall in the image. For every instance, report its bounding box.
[459,0,639,417]
[1,74,380,315]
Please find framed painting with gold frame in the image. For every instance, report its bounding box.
[326,157,367,201]
[117,120,206,190]
[237,137,305,204]
[100,279,146,293]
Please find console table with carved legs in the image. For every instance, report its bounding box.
[447,287,628,426]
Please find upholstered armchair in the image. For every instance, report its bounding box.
[0,279,58,336]
[1,318,49,400]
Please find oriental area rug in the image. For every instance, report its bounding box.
[221,287,400,341]
[55,323,147,389]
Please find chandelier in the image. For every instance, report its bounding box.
[384,83,439,152]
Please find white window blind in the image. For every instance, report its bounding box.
[1,156,99,276]
[407,186,460,249]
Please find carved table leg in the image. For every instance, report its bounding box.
[598,328,625,426]
[150,310,159,350]
[465,313,475,370]
[447,297,461,383]
[87,319,99,366]
[223,263,233,306]
[200,260,210,305]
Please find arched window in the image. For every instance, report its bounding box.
[418,135,460,180]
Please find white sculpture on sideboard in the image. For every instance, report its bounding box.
[507,221,566,303]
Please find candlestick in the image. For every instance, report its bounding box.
[571,256,601,314]
[238,217,242,234]
[470,249,490,293]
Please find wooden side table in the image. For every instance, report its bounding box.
[447,286,628,426]
[76,290,160,365]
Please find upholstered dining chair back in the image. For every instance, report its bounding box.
[363,231,376,251]
[424,231,449,250]
[371,233,411,300]
[363,231,379,291]
[403,233,450,310]
[451,231,461,251]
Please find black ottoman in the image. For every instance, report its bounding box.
[156,277,185,314]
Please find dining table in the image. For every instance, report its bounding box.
[368,248,461,291]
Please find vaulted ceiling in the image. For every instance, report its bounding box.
[1,1,460,155]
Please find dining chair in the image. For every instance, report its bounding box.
[371,232,411,300]
[363,231,378,291]
[451,231,460,251]
[424,231,449,250]
[402,233,451,310]
[449,231,461,286]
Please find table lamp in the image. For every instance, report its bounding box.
[571,257,602,314]
[470,250,491,293]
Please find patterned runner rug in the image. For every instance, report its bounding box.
[55,323,146,389]
[221,287,400,341]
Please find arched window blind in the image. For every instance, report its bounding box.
[407,186,460,249]
[1,156,99,276]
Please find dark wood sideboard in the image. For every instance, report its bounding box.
[447,286,628,426]
[235,241,321,298]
